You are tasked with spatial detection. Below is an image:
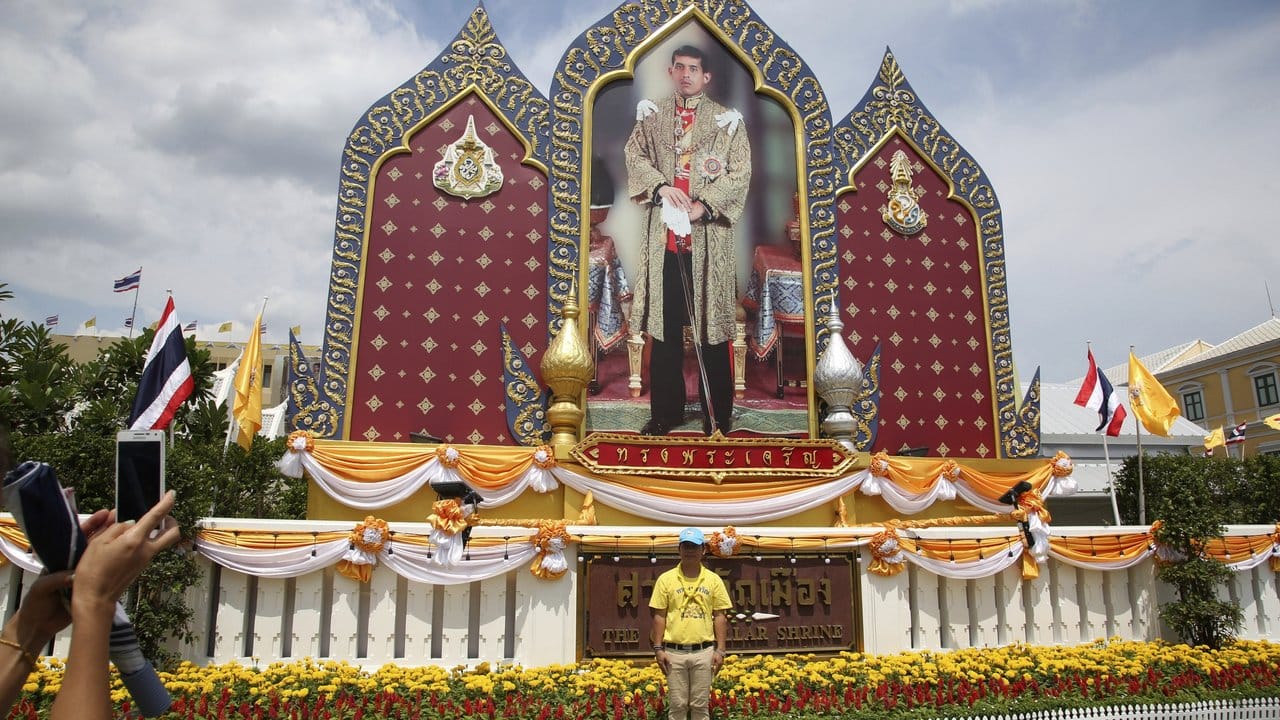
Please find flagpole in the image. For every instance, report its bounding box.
[127,267,141,339]
[1102,433,1121,525]
[1132,345,1146,525]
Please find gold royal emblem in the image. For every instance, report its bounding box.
[882,149,927,235]
[433,115,504,200]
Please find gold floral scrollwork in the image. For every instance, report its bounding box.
[286,336,336,438]
[501,324,549,446]
[867,527,907,577]
[531,521,572,580]
[852,344,882,451]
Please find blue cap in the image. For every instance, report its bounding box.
[678,527,705,545]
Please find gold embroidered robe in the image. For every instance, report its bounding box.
[623,94,752,345]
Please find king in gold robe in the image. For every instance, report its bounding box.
[623,81,752,434]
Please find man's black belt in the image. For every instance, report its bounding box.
[666,641,715,652]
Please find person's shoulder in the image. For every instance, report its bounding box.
[636,96,671,124]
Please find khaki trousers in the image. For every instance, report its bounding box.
[666,646,714,720]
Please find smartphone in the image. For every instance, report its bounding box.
[116,430,165,523]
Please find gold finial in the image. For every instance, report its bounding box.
[540,278,593,456]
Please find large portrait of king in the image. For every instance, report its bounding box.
[583,20,809,438]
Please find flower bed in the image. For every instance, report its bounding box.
[10,639,1280,719]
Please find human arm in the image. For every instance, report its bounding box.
[712,610,728,672]
[0,510,112,714]
[651,609,670,673]
[624,108,669,205]
[49,494,179,720]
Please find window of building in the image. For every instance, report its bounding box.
[262,363,273,389]
[1181,390,1205,422]
[1255,372,1278,407]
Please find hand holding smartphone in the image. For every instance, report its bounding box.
[115,430,165,526]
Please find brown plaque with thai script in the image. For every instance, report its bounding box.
[582,556,857,658]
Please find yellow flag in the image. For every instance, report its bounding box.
[84,316,96,328]
[1265,413,1280,432]
[1203,426,1225,451]
[218,321,233,333]
[290,325,302,337]
[1128,351,1181,436]
[232,314,264,449]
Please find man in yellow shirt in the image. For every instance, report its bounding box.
[650,527,731,720]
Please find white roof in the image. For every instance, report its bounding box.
[1158,317,1280,371]
[1062,317,1280,386]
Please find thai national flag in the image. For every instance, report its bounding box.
[127,296,193,430]
[183,321,197,333]
[1226,423,1247,445]
[124,317,134,328]
[113,268,142,293]
[1074,349,1128,436]
[44,315,58,326]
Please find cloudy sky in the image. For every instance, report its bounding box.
[2,0,1277,382]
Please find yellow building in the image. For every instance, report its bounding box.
[54,333,321,407]
[1100,318,1280,457]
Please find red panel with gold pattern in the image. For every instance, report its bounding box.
[836,136,998,458]
[347,95,548,444]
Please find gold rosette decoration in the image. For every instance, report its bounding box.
[530,521,572,580]
[336,516,390,583]
[867,527,907,577]
[1049,451,1074,477]
[287,430,315,453]
[861,451,893,497]
[1048,451,1077,494]
[435,444,462,468]
[935,460,961,500]
[427,499,469,566]
[869,451,892,478]
[276,430,316,478]
[528,444,560,493]
[707,527,739,558]
[531,445,557,470]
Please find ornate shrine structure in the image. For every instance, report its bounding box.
[4,1,1275,668]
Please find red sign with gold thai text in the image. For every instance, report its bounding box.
[572,433,858,481]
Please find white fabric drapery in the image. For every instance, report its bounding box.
[552,467,864,525]
[903,540,1026,580]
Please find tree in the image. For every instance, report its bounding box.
[3,284,305,667]
[1116,453,1245,648]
